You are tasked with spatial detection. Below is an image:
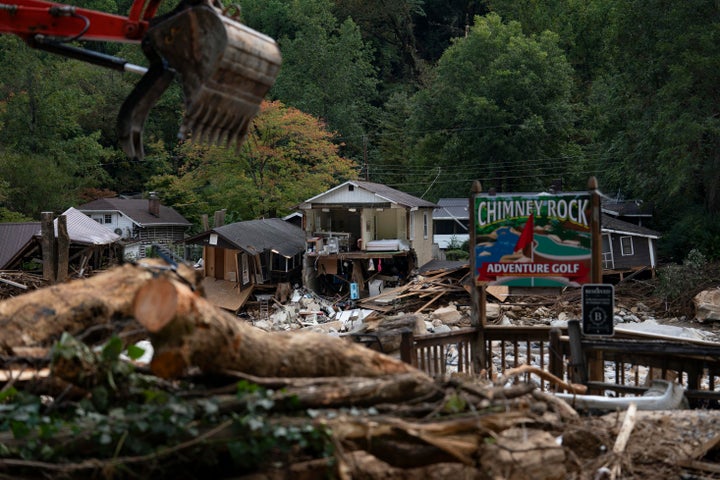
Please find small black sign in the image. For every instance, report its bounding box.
[582,284,615,336]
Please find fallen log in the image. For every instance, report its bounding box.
[0,260,200,350]
[212,372,441,409]
[133,276,434,382]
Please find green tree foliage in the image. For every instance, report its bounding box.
[371,91,416,187]
[487,0,617,85]
[412,0,487,63]
[332,0,424,86]
[148,101,358,225]
[0,38,113,216]
[242,0,379,159]
[586,0,720,260]
[405,13,577,199]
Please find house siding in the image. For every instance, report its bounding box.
[409,208,434,267]
[608,235,654,270]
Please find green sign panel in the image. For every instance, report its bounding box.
[474,192,592,287]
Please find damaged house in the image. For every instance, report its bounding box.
[601,199,661,279]
[1,207,121,276]
[183,218,306,312]
[297,180,438,298]
[77,193,192,261]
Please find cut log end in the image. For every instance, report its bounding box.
[133,278,179,332]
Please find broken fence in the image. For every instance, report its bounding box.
[400,323,720,408]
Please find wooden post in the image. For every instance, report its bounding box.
[40,212,56,284]
[548,327,563,390]
[567,320,588,384]
[400,330,416,367]
[469,180,486,374]
[589,176,602,284]
[201,214,210,231]
[213,209,226,228]
[56,215,69,282]
[587,177,604,389]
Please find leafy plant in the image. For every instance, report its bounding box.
[654,249,716,316]
[0,335,334,478]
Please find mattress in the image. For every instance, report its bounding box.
[365,239,410,251]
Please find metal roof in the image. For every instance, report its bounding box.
[0,209,121,269]
[185,218,306,257]
[57,207,121,245]
[433,198,470,220]
[77,197,192,227]
[0,222,40,269]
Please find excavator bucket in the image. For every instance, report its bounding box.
[118,0,281,159]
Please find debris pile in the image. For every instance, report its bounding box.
[2,261,720,478]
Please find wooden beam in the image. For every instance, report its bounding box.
[56,215,69,283]
[414,292,444,314]
[40,212,55,284]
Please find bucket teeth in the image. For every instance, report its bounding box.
[146,1,281,152]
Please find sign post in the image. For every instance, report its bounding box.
[582,284,615,336]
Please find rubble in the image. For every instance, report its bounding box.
[2,262,720,478]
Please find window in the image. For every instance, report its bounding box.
[620,236,634,256]
[423,212,429,239]
[104,214,112,224]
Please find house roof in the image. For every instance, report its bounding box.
[299,180,438,209]
[602,214,661,239]
[0,222,41,269]
[77,197,192,227]
[185,218,306,257]
[56,207,121,245]
[602,199,653,218]
[433,198,470,220]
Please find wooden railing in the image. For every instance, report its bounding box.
[401,327,479,377]
[400,323,720,408]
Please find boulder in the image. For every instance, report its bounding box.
[486,302,501,319]
[693,288,720,322]
[430,304,463,325]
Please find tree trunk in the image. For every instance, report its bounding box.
[133,276,432,382]
[0,260,200,350]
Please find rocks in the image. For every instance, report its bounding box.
[429,304,463,326]
[693,288,720,322]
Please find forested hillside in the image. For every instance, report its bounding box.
[0,0,718,261]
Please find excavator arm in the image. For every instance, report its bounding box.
[0,0,281,160]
